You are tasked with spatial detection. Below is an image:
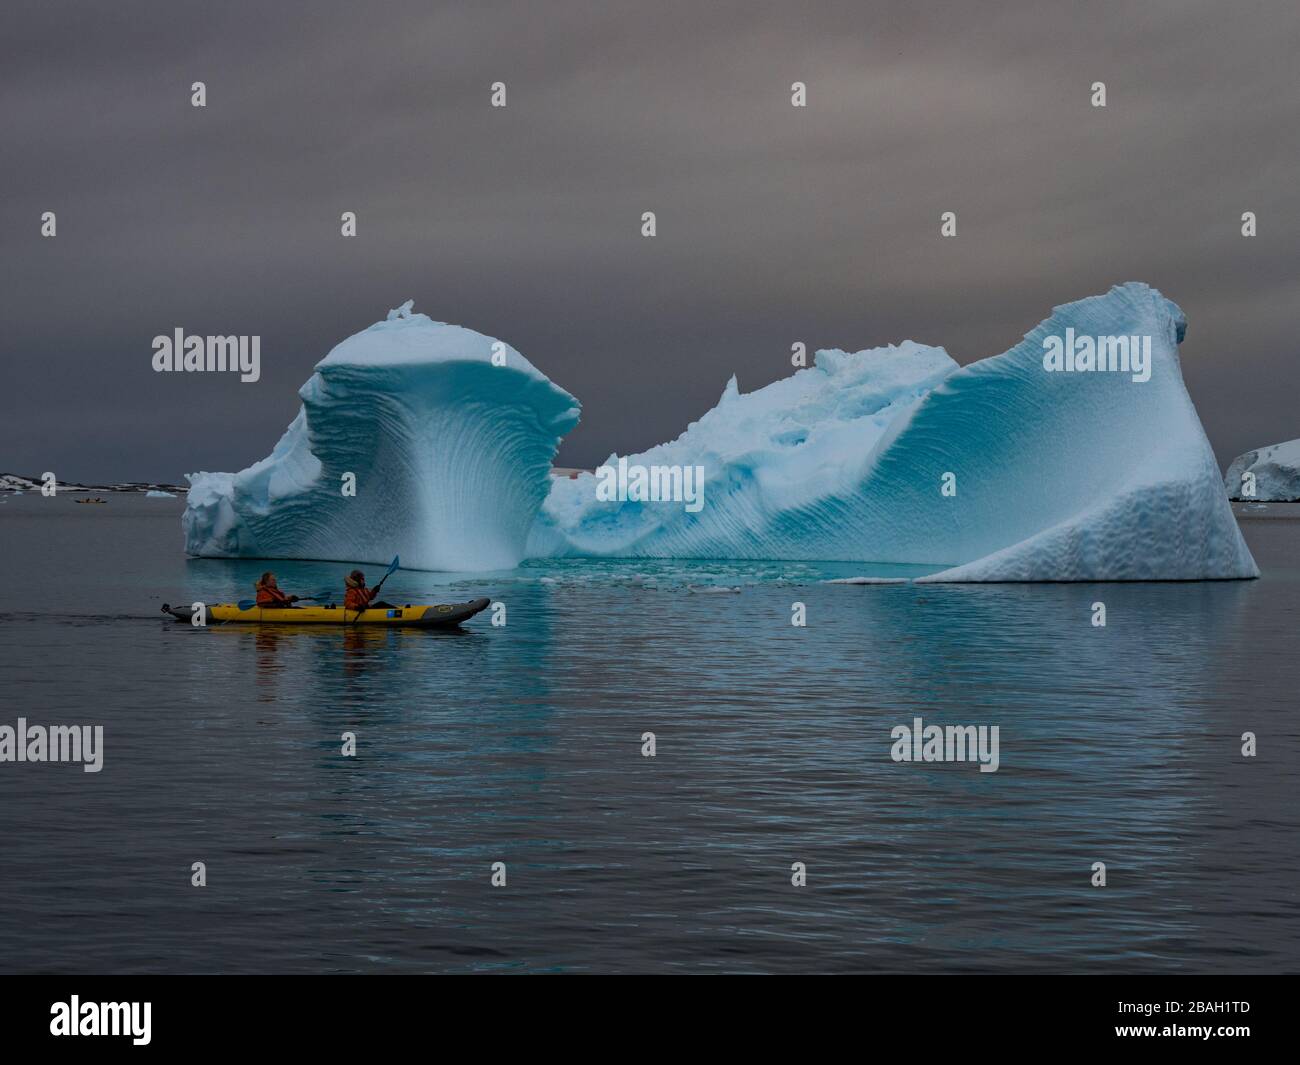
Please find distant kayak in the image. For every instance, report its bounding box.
[162,597,491,627]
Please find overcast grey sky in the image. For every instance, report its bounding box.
[2,0,1297,482]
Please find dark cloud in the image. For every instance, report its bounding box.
[2,0,1297,481]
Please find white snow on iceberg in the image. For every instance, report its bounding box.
[533,283,1257,581]
[530,340,958,560]
[183,301,580,571]
[1224,438,1300,501]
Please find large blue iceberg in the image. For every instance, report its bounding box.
[184,301,580,571]
[184,284,1258,581]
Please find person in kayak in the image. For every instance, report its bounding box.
[255,572,301,607]
[344,569,395,612]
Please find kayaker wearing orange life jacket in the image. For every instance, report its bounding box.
[344,569,395,612]
[255,572,300,607]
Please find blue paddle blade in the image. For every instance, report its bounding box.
[387,555,400,575]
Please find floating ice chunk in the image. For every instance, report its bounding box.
[183,304,579,571]
[145,490,177,498]
[1224,438,1300,501]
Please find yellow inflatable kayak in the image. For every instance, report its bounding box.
[163,598,491,627]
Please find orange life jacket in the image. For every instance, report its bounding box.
[256,584,291,606]
[344,586,374,611]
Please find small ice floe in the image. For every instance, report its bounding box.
[688,584,742,594]
[146,490,177,498]
[1225,438,1300,502]
[823,576,912,584]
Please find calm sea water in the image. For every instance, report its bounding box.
[0,494,1297,973]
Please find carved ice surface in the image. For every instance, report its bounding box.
[183,302,580,571]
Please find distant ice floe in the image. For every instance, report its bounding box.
[1224,438,1300,502]
[183,285,1257,582]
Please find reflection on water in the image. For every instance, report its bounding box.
[0,495,1296,973]
[243,623,488,698]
